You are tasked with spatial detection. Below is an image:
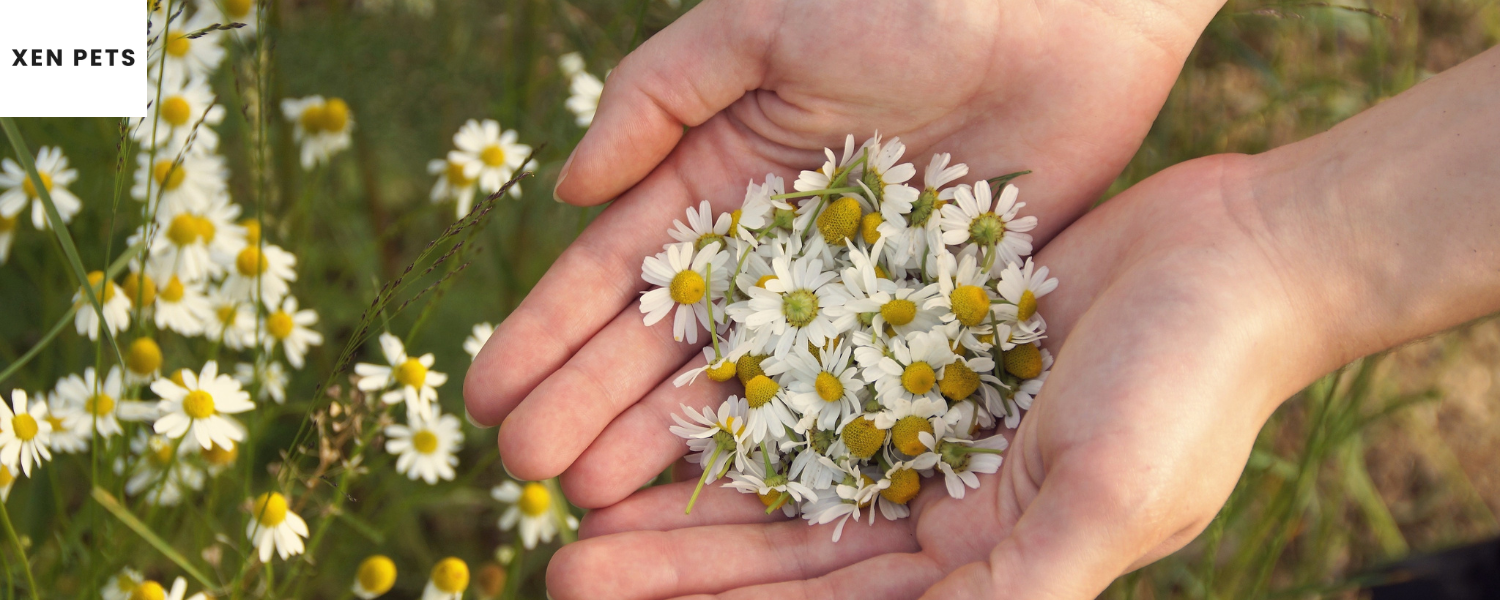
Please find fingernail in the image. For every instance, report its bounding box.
[553,149,576,203]
[465,407,493,429]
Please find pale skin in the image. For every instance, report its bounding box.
[465,0,1500,597]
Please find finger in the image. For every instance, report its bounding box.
[495,306,702,480]
[578,480,779,539]
[560,355,737,508]
[547,515,919,600]
[553,0,776,205]
[673,552,946,600]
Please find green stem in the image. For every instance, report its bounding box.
[765,491,790,515]
[0,501,38,600]
[770,186,861,200]
[684,445,722,514]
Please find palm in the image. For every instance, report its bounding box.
[544,157,1305,599]
[464,0,1222,510]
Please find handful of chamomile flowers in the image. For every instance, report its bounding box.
[646,134,1057,541]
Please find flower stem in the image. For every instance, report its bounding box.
[770,186,860,201]
[0,500,39,600]
[684,445,722,514]
[765,491,791,515]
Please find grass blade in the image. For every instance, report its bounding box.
[91,487,219,592]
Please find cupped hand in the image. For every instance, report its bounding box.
[464,0,1226,504]
[542,154,1342,599]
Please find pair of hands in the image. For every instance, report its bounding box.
[466,1,1333,597]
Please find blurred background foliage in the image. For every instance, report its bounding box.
[1,0,1497,598]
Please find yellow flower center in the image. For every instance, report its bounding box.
[356,556,397,595]
[891,415,934,456]
[84,271,116,303]
[814,372,843,402]
[161,95,191,127]
[299,104,326,133]
[320,98,350,133]
[840,416,885,459]
[252,492,289,526]
[901,361,936,395]
[735,354,767,385]
[130,580,166,600]
[705,359,737,382]
[148,439,174,466]
[412,430,439,454]
[160,276,186,303]
[183,390,216,419]
[46,415,65,433]
[781,289,819,328]
[12,414,38,441]
[224,0,252,17]
[20,171,52,198]
[950,285,990,327]
[203,441,238,466]
[518,482,551,516]
[266,311,294,340]
[860,212,883,245]
[86,393,116,417]
[728,209,743,236]
[166,213,199,246]
[669,270,705,305]
[880,468,921,505]
[122,272,156,308]
[235,246,268,275]
[165,33,190,57]
[170,369,189,387]
[480,144,506,167]
[127,338,163,375]
[880,299,917,327]
[395,358,428,388]
[1003,343,1043,380]
[757,488,783,507]
[744,375,779,409]
[939,361,980,401]
[431,557,470,594]
[815,196,861,245]
[240,219,260,244]
[445,160,474,187]
[194,214,216,242]
[0,465,12,488]
[754,274,776,288]
[152,160,186,190]
[1016,289,1038,322]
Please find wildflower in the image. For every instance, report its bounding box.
[43,392,88,454]
[247,491,309,561]
[53,366,136,440]
[135,75,225,152]
[995,258,1058,320]
[452,119,530,196]
[120,431,203,505]
[72,271,132,341]
[235,359,289,404]
[423,557,470,600]
[0,146,81,229]
[639,241,730,344]
[150,10,226,79]
[260,296,322,369]
[152,360,254,450]
[1,390,52,476]
[463,322,495,361]
[493,481,576,549]
[222,242,297,308]
[151,275,213,336]
[670,398,753,480]
[725,458,815,517]
[354,332,447,413]
[427,152,481,218]
[130,151,228,214]
[925,422,1006,499]
[938,180,1036,270]
[101,568,145,600]
[205,285,257,349]
[564,61,603,127]
[766,341,863,431]
[386,405,463,484]
[353,555,398,599]
[282,95,354,169]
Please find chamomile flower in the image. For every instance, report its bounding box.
[197,440,240,475]
[222,242,296,308]
[640,241,730,344]
[995,258,1058,321]
[235,359,289,404]
[0,146,81,230]
[668,200,736,251]
[152,275,212,335]
[73,271,131,341]
[423,557,471,600]
[150,10,226,79]
[992,347,1053,430]
[145,197,248,283]
[805,462,885,542]
[864,330,957,407]
[563,58,603,127]
[131,151,228,214]
[463,322,495,361]
[926,250,996,331]
[247,491,309,562]
[793,135,858,193]
[735,173,786,243]
[120,431,204,505]
[938,180,1036,270]
[206,286,257,349]
[730,253,849,357]
[136,75,225,152]
[352,555,398,600]
[282,96,355,169]
[670,397,752,479]
[427,152,481,218]
[929,432,1006,500]
[853,134,919,219]
[354,332,447,413]
[43,392,88,454]
[102,568,145,600]
[260,296,322,369]
[1,390,52,476]
[452,119,530,196]
[768,341,863,431]
[725,458,816,517]
[386,406,463,484]
[558,52,586,77]
[53,366,129,439]
[493,481,577,549]
[673,323,758,387]
[152,361,254,451]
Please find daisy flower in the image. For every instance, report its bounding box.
[247,491,309,561]
[152,275,213,335]
[135,75,225,153]
[559,52,586,78]
[120,431,204,505]
[493,481,577,549]
[1,390,52,476]
[150,10,226,80]
[938,180,1037,270]
[44,392,88,454]
[853,134,918,221]
[0,212,15,264]
[102,568,146,600]
[145,197,248,283]
[354,332,447,413]
[640,241,730,344]
[928,430,1006,500]
[353,555,398,600]
[385,405,463,484]
[766,341,863,431]
[563,57,603,127]
[725,458,816,517]
[221,242,297,308]
[873,394,946,457]
[261,296,323,369]
[734,173,786,244]
[875,457,937,520]
[805,462,886,542]
[53,366,130,440]
[151,360,255,451]
[452,119,530,196]
[73,271,131,341]
[427,152,481,218]
[995,258,1058,322]
[793,134,858,193]
[863,330,958,408]
[925,250,997,331]
[198,440,240,475]
[668,199,736,251]
[0,146,81,229]
[463,322,495,361]
[670,398,753,480]
[205,285,257,350]
[282,96,354,169]
[124,337,164,386]
[673,322,758,387]
[423,557,471,600]
[729,253,849,358]
[235,359,289,404]
[130,151,228,214]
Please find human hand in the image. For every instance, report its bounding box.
[464,0,1227,504]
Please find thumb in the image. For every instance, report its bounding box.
[554,0,779,206]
